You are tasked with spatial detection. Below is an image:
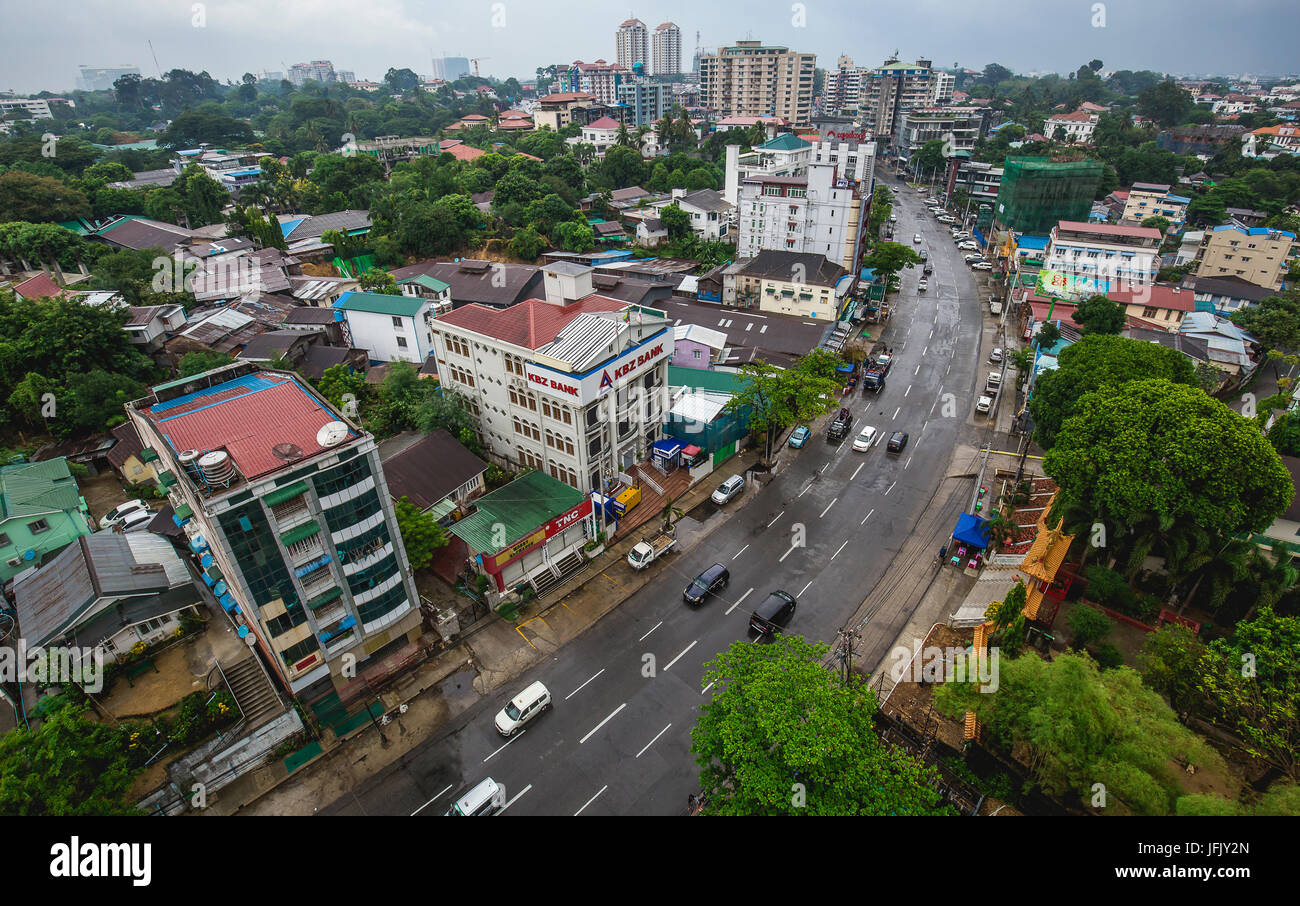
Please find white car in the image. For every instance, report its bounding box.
[964,253,983,263]
[711,474,745,505]
[989,347,1003,363]
[972,261,994,271]
[118,509,154,533]
[976,395,993,414]
[100,500,149,530]
[889,213,898,222]
[917,278,928,291]
[957,241,979,251]
[852,425,879,452]
[913,233,922,244]
[494,681,551,737]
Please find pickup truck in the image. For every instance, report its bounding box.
[986,370,1003,394]
[828,407,854,442]
[862,364,887,392]
[989,299,1003,316]
[627,527,677,570]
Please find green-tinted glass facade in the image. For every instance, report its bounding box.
[994,156,1103,235]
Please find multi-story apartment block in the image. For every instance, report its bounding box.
[946,157,1004,205]
[126,363,422,696]
[532,92,600,131]
[0,96,74,121]
[859,58,936,144]
[1195,225,1296,291]
[931,70,956,105]
[824,55,866,116]
[1043,109,1100,144]
[289,60,336,85]
[894,106,984,170]
[652,23,681,76]
[332,291,437,365]
[1044,221,1162,291]
[723,134,814,204]
[737,156,873,271]
[616,19,650,73]
[699,40,817,127]
[77,65,140,91]
[1120,182,1191,232]
[429,263,674,493]
[563,60,630,106]
[730,250,850,320]
[617,81,670,127]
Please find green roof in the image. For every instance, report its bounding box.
[397,274,451,293]
[280,520,321,547]
[760,133,812,152]
[264,480,309,506]
[667,365,745,395]
[334,291,427,317]
[449,471,586,555]
[305,586,344,610]
[0,458,84,521]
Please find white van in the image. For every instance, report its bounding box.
[494,681,552,737]
[446,778,507,816]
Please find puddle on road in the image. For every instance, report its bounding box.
[436,667,480,719]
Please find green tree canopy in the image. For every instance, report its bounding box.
[178,350,235,376]
[1230,287,1300,354]
[0,171,90,222]
[394,495,450,570]
[1073,294,1127,335]
[693,635,953,816]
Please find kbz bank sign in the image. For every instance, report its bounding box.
[525,330,674,405]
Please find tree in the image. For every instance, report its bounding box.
[658,203,690,239]
[1008,346,1035,390]
[1231,288,1300,354]
[357,270,401,295]
[982,63,1013,85]
[393,496,450,571]
[383,68,421,93]
[178,350,235,376]
[860,241,923,285]
[1138,624,1210,714]
[1073,294,1126,335]
[1066,605,1112,650]
[1028,334,1196,449]
[725,353,842,460]
[553,220,595,253]
[1140,215,1171,235]
[509,226,546,261]
[600,145,647,189]
[912,139,947,176]
[492,170,545,209]
[0,703,142,815]
[1044,379,1293,542]
[158,110,254,149]
[414,388,482,453]
[316,364,366,414]
[64,370,145,435]
[692,635,953,816]
[0,171,90,222]
[1035,320,1061,351]
[1137,80,1191,128]
[934,652,1225,815]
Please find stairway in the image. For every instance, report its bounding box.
[218,656,283,730]
[529,550,586,597]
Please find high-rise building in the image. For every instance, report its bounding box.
[617,82,670,127]
[77,65,141,92]
[859,57,937,144]
[563,60,630,106]
[894,106,986,170]
[126,364,423,697]
[824,55,867,116]
[931,70,956,105]
[616,18,649,73]
[335,70,356,84]
[699,40,817,127]
[994,156,1104,235]
[432,56,471,81]
[652,22,681,77]
[289,60,337,85]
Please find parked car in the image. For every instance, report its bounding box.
[972,261,994,271]
[917,278,928,291]
[446,778,507,816]
[913,233,922,244]
[99,499,149,530]
[886,431,909,453]
[788,425,811,448]
[964,254,983,263]
[118,509,154,533]
[684,563,729,606]
[989,347,1003,364]
[923,263,933,274]
[494,681,552,737]
[852,424,879,452]
[711,474,745,505]
[748,590,798,638]
[976,395,993,414]
[957,241,979,251]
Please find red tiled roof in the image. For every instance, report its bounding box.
[461,114,489,121]
[1055,220,1162,240]
[1046,110,1098,123]
[143,373,350,480]
[587,116,621,130]
[443,143,486,161]
[13,273,65,300]
[1107,284,1196,312]
[539,92,598,103]
[436,296,627,349]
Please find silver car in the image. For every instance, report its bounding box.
[711,474,745,505]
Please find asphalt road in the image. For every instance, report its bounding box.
[323,176,993,817]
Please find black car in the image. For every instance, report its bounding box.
[827,407,854,442]
[887,431,909,453]
[684,563,729,606]
[923,263,933,275]
[749,591,797,637]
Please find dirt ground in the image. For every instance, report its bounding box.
[1053,599,1152,666]
[78,471,142,525]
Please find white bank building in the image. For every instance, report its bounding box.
[430,263,674,495]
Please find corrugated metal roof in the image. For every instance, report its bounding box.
[448,471,585,554]
[0,458,83,520]
[334,291,426,317]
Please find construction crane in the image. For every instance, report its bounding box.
[471,57,489,78]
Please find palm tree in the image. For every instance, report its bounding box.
[1177,537,1255,615]
[1240,546,1300,622]
[615,122,634,148]
[660,495,684,533]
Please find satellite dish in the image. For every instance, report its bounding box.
[316,421,350,447]
[23,549,35,561]
[272,442,304,461]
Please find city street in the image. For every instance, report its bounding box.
[322,175,995,817]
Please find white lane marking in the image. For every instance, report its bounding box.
[797,483,810,498]
[635,723,673,759]
[904,385,911,397]
[664,640,698,672]
[851,462,864,481]
[760,324,768,333]
[861,507,875,525]
[905,455,913,469]
[411,784,454,816]
[798,580,813,597]
[902,341,907,351]
[885,481,897,496]
[732,544,749,560]
[638,622,663,642]
[831,539,848,560]
[922,346,928,356]
[893,407,901,420]
[767,510,785,528]
[580,704,627,744]
[819,497,837,518]
[779,543,799,563]
[929,328,934,339]
[575,785,608,815]
[745,322,753,331]
[484,729,527,762]
[566,668,606,700]
[914,364,920,375]
[701,681,715,695]
[726,587,754,615]
[499,784,532,814]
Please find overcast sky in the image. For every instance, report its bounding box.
[1,0,1296,94]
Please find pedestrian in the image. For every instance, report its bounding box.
[688,793,697,812]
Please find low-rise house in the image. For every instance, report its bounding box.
[332,291,435,364]
[655,188,734,242]
[0,457,94,583]
[729,250,850,322]
[379,429,488,523]
[277,210,371,247]
[568,116,622,158]
[11,272,70,300]
[124,304,187,350]
[11,532,203,662]
[105,422,160,489]
[636,217,668,247]
[1194,224,1295,291]
[1179,311,1257,375]
[1120,183,1190,232]
[672,323,728,369]
[591,220,629,242]
[391,259,542,309]
[1043,109,1099,144]
[1190,274,1277,315]
[395,273,453,312]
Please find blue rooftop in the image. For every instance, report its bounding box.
[1015,235,1050,251]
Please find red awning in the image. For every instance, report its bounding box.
[682,445,702,457]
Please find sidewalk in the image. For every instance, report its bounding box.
[203,448,766,816]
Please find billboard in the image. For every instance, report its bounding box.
[1034,268,1104,302]
[526,330,673,405]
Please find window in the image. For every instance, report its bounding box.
[27,519,50,535]
[396,336,407,348]
[392,316,403,328]
[0,533,9,547]
[446,335,471,357]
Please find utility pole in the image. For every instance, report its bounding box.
[834,626,860,685]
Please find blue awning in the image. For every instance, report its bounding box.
[952,512,990,549]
